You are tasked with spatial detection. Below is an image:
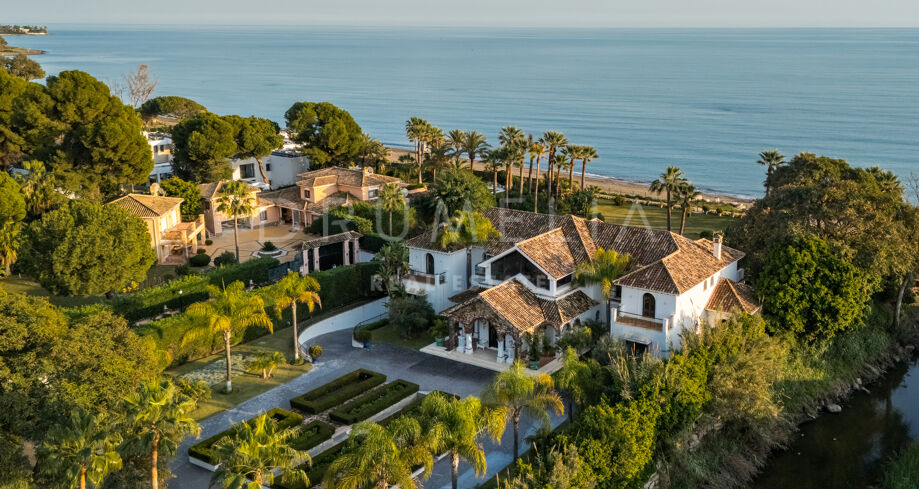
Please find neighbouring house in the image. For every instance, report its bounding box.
[404,208,758,365]
[230,149,310,191]
[258,166,405,231]
[145,132,175,184]
[108,193,206,265]
[198,181,280,237]
[297,230,364,274]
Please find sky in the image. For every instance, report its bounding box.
[4,0,919,27]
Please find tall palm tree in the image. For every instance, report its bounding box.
[562,145,582,189]
[498,126,526,197]
[579,146,598,189]
[0,219,21,276]
[419,392,507,489]
[15,159,59,217]
[377,182,405,236]
[648,166,686,232]
[461,131,490,170]
[212,413,309,489]
[529,142,546,212]
[867,166,904,195]
[373,241,410,297]
[482,360,563,463]
[122,380,201,489]
[181,281,273,393]
[216,180,255,261]
[405,117,428,175]
[574,247,631,329]
[675,182,700,236]
[439,210,501,289]
[324,418,435,489]
[419,125,444,183]
[446,129,466,165]
[271,271,321,362]
[40,409,122,489]
[540,131,568,200]
[424,142,452,183]
[553,153,568,198]
[757,150,785,198]
[554,347,592,421]
[484,148,504,199]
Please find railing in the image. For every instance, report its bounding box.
[613,309,667,332]
[404,270,446,285]
[162,214,206,243]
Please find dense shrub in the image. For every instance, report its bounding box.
[310,261,382,310]
[205,239,213,245]
[289,420,335,451]
[207,256,278,286]
[213,251,238,267]
[360,233,391,254]
[288,369,386,414]
[189,253,211,267]
[328,379,419,425]
[188,408,302,465]
[262,241,277,252]
[387,295,435,338]
[278,443,347,489]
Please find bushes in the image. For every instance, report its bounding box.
[289,420,335,451]
[387,295,434,338]
[328,379,419,425]
[208,256,279,286]
[307,345,323,359]
[188,408,302,465]
[288,369,386,414]
[213,251,239,267]
[310,261,382,310]
[189,253,211,267]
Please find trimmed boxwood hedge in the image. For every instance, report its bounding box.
[276,442,347,489]
[188,407,302,465]
[289,369,386,415]
[329,380,419,425]
[289,420,335,451]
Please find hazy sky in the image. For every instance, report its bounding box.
[5,0,919,27]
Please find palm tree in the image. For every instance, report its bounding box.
[540,131,568,199]
[419,125,444,183]
[481,360,563,463]
[446,129,466,164]
[675,182,700,236]
[553,153,568,197]
[484,148,504,199]
[424,142,452,183]
[562,145,582,190]
[418,392,507,489]
[0,220,21,276]
[373,241,410,297]
[757,150,785,198]
[181,281,273,393]
[554,347,592,421]
[377,182,405,236]
[498,126,526,197]
[574,247,631,329]
[271,271,321,362]
[461,131,490,169]
[122,380,201,489]
[579,146,598,189]
[15,159,58,217]
[529,142,546,212]
[212,413,309,489]
[216,180,255,261]
[41,409,122,489]
[439,210,501,289]
[324,418,435,489]
[648,166,686,232]
[867,166,904,194]
[405,117,428,176]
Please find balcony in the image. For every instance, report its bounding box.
[162,214,206,244]
[404,270,446,286]
[613,309,667,333]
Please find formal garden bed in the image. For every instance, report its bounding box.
[289,369,387,414]
[189,407,303,467]
[289,420,336,452]
[328,379,419,425]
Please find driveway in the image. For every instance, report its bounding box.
[171,329,562,489]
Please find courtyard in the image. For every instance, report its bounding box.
[202,225,318,264]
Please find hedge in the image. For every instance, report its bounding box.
[277,442,347,489]
[329,380,419,425]
[289,420,335,452]
[289,369,386,415]
[310,261,382,311]
[377,390,458,427]
[188,408,302,465]
[360,233,391,254]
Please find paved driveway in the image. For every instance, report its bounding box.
[170,329,564,489]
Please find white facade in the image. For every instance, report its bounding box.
[230,150,310,191]
[404,246,473,313]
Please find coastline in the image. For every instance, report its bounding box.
[0,46,45,56]
[386,146,755,207]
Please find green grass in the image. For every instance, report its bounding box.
[166,324,312,420]
[595,198,736,239]
[882,443,919,489]
[0,275,104,307]
[371,322,435,350]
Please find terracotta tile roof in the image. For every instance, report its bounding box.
[516,228,576,279]
[447,287,487,305]
[615,236,744,294]
[304,191,354,214]
[300,231,362,250]
[541,290,599,325]
[108,193,182,218]
[198,180,261,200]
[296,167,402,188]
[705,278,761,314]
[258,186,305,209]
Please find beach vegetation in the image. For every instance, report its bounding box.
[1,54,44,80]
[648,166,687,232]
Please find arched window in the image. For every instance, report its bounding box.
[425,253,434,275]
[642,293,656,318]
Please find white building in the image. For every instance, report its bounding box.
[404,208,759,364]
[145,132,175,184]
[230,150,310,191]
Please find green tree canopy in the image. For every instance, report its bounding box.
[756,235,869,343]
[432,167,495,215]
[138,95,206,120]
[170,112,237,182]
[0,68,61,166]
[224,115,283,183]
[0,171,25,223]
[19,200,156,295]
[159,176,202,217]
[1,54,45,80]
[284,101,363,167]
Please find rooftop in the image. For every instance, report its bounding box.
[296,167,402,189]
[108,193,182,218]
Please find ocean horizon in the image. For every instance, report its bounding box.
[12,25,919,198]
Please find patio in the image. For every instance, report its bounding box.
[202,226,317,264]
[419,342,563,374]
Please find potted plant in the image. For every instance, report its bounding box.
[354,327,372,348]
[307,344,323,362]
[527,333,541,370]
[541,335,556,362]
[430,318,449,347]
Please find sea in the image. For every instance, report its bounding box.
[11,25,919,198]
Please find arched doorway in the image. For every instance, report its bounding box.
[642,293,656,318]
[425,253,435,275]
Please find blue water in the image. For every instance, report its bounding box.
[12,25,919,197]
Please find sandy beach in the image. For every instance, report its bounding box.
[387,147,754,207]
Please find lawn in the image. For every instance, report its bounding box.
[0,275,104,308]
[595,199,736,239]
[166,324,312,420]
[370,322,435,350]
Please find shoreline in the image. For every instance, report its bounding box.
[0,47,45,56]
[386,146,755,207]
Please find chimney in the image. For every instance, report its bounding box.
[712,235,722,260]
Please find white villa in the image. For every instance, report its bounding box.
[404,208,759,364]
